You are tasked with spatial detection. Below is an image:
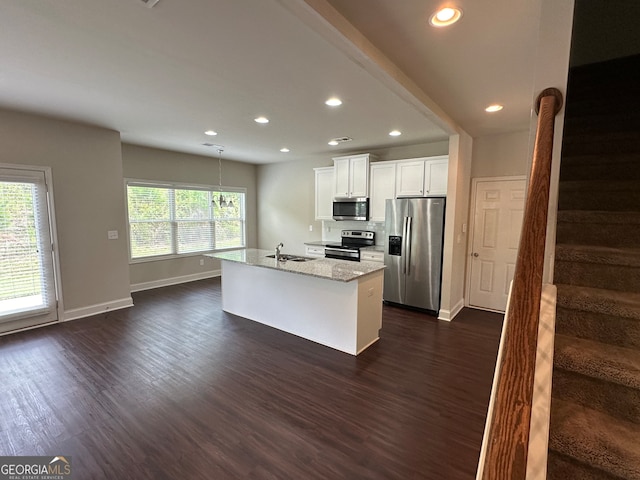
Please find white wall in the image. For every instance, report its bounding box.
[529,0,574,284]
[0,109,131,316]
[121,144,257,288]
[439,132,473,321]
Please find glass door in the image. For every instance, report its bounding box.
[0,167,58,333]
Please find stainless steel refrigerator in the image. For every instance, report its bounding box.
[383,197,446,312]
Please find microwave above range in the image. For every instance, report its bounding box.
[332,197,369,221]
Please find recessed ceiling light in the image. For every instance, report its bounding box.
[204,130,217,136]
[254,116,269,124]
[325,97,342,107]
[280,148,290,153]
[389,130,402,137]
[429,7,463,27]
[328,140,339,146]
[485,104,504,113]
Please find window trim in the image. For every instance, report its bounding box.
[125,178,247,264]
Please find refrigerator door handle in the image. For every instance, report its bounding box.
[401,216,408,274]
[405,216,412,276]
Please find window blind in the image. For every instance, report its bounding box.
[0,169,56,324]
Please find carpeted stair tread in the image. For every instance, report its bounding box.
[554,334,640,390]
[556,284,640,320]
[557,210,640,224]
[559,179,640,193]
[549,398,640,479]
[555,244,640,267]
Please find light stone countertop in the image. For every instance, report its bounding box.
[206,248,385,282]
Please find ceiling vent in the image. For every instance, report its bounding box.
[139,0,160,8]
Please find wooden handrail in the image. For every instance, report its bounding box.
[481,87,563,479]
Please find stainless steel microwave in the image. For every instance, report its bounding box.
[332,197,369,221]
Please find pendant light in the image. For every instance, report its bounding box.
[213,148,234,210]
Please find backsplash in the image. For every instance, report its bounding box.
[321,220,386,246]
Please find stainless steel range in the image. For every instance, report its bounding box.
[324,230,375,262]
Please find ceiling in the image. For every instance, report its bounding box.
[0,0,542,164]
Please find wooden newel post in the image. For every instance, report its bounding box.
[481,87,563,480]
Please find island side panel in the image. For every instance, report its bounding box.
[220,260,360,355]
[355,270,384,354]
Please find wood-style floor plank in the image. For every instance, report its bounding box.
[0,278,502,479]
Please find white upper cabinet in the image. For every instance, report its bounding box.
[333,154,371,198]
[314,167,334,220]
[396,156,448,197]
[369,162,396,222]
[396,160,426,197]
[425,158,448,196]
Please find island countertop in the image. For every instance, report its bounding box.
[206,248,385,282]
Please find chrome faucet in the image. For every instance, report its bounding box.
[275,242,284,261]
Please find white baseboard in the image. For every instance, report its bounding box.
[63,297,134,322]
[130,270,221,293]
[438,298,464,322]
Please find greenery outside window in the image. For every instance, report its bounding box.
[126,180,245,261]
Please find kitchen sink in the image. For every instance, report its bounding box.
[265,254,315,262]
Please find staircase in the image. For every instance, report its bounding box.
[547,55,640,479]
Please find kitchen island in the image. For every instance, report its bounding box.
[206,249,385,355]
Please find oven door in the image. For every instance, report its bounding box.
[325,247,360,262]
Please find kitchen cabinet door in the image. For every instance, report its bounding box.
[314,167,334,220]
[396,160,425,197]
[333,158,350,197]
[369,162,396,222]
[333,154,371,198]
[349,155,369,198]
[425,159,448,196]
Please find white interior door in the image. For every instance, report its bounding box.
[468,178,526,312]
[0,167,58,334]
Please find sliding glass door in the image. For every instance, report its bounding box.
[0,167,58,333]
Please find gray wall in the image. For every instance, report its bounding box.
[0,109,131,312]
[121,144,257,287]
[471,130,530,178]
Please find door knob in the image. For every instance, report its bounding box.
[473,252,479,257]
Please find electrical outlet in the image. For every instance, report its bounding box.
[309,225,313,232]
[107,230,118,240]
[199,259,205,266]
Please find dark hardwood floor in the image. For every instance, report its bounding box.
[0,278,503,479]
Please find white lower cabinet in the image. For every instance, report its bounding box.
[360,250,384,263]
[305,245,326,258]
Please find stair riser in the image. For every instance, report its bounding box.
[554,261,640,292]
[557,188,640,211]
[560,162,640,181]
[562,138,640,156]
[555,306,640,350]
[556,223,640,247]
[547,451,620,480]
[552,369,640,425]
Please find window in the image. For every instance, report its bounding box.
[126,181,246,261]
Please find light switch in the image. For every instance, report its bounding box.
[108,230,119,240]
